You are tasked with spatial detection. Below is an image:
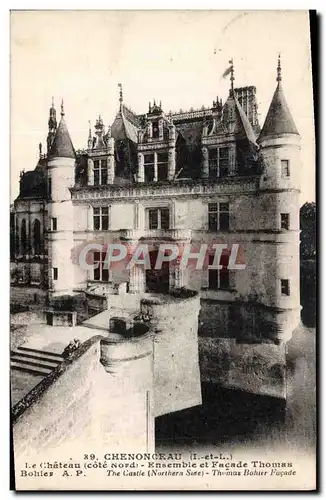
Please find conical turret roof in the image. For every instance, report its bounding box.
[258,82,299,142]
[48,113,75,159]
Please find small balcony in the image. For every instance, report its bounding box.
[119,228,192,242]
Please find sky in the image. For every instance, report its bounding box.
[10,10,315,203]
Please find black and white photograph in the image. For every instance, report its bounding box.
[9,9,316,491]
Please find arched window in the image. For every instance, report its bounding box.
[33,219,41,255]
[21,219,27,255]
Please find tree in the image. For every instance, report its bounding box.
[300,202,316,260]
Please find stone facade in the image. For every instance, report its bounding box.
[11,58,301,398]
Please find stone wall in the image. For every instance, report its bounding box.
[13,333,156,462]
[141,292,202,417]
[10,286,47,308]
[199,337,286,399]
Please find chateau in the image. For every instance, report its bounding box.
[11,57,301,403]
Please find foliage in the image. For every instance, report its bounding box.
[300,202,316,260]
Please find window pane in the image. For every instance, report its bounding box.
[281,213,289,230]
[94,169,100,186]
[209,269,218,289]
[281,279,290,295]
[281,160,290,177]
[101,207,109,215]
[208,148,218,159]
[94,266,100,281]
[94,160,100,170]
[219,147,229,159]
[145,165,155,182]
[219,165,228,177]
[94,216,100,230]
[101,168,108,185]
[158,163,168,181]
[208,203,217,212]
[144,154,154,164]
[219,269,230,289]
[208,213,218,231]
[93,207,100,215]
[209,165,218,179]
[102,216,109,230]
[94,252,100,262]
[219,213,230,231]
[102,267,109,282]
[157,152,168,163]
[161,209,170,229]
[219,202,229,212]
[148,209,158,229]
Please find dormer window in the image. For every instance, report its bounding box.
[157,152,168,181]
[208,147,229,178]
[94,159,108,186]
[144,154,155,182]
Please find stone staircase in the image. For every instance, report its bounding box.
[11,346,64,377]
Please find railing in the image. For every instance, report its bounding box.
[119,228,192,241]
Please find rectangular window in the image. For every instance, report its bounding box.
[94,160,100,186]
[281,213,290,230]
[93,206,109,230]
[144,154,155,182]
[147,208,170,230]
[53,267,58,281]
[208,148,218,179]
[208,147,229,178]
[51,218,57,231]
[157,152,169,181]
[219,147,229,177]
[93,252,109,282]
[101,159,108,185]
[281,279,290,296]
[208,253,230,290]
[281,159,290,177]
[219,202,230,231]
[93,159,108,185]
[208,203,218,231]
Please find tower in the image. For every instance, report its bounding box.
[257,55,301,342]
[47,100,76,297]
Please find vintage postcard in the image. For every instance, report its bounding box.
[10,10,316,491]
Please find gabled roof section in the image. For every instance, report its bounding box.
[258,82,299,142]
[48,117,75,159]
[111,104,139,143]
[234,96,258,146]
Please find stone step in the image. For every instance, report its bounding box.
[11,361,52,377]
[17,345,64,359]
[11,354,60,369]
[11,349,64,365]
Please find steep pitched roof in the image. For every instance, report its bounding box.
[48,117,75,159]
[111,105,139,143]
[258,82,299,142]
[234,96,258,146]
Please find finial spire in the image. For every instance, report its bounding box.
[118,83,123,111]
[39,142,42,157]
[229,58,234,92]
[88,120,92,137]
[51,96,54,108]
[277,53,282,83]
[61,99,65,118]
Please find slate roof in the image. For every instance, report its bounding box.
[258,82,299,142]
[48,117,75,159]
